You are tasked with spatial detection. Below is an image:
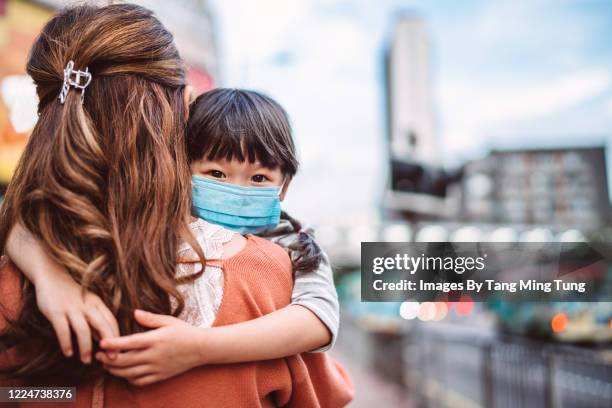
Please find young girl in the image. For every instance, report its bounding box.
[187,88,338,352]
[6,88,342,385]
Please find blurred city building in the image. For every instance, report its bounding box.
[461,146,610,230]
[385,14,436,165]
[340,11,612,406]
[383,14,461,220]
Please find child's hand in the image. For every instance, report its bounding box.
[97,309,206,386]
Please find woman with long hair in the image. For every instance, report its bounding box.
[0,3,204,379]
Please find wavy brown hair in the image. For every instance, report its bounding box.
[0,3,202,380]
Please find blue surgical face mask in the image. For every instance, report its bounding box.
[191,175,282,234]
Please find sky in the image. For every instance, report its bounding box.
[208,0,612,225]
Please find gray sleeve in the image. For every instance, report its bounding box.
[291,251,340,352]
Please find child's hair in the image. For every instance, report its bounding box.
[186,88,299,179]
[259,211,325,275]
[186,88,324,274]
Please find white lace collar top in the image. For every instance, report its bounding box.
[172,218,235,328]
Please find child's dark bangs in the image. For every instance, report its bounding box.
[204,105,284,168]
[201,122,246,163]
[202,122,283,170]
[243,130,285,169]
[191,88,298,175]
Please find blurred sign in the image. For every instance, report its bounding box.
[0,0,52,184]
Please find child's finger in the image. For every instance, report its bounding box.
[96,350,151,368]
[103,363,154,379]
[100,332,153,351]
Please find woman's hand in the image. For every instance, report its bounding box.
[34,270,120,363]
[97,309,206,386]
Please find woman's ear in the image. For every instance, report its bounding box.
[183,85,194,111]
[279,179,291,201]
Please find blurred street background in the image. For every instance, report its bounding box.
[1,1,612,406]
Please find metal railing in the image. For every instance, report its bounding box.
[403,328,612,408]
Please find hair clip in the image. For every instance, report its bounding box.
[58,60,92,104]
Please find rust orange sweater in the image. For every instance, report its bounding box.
[0,235,353,407]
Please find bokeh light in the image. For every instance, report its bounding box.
[433,302,448,321]
[399,301,420,320]
[417,302,437,321]
[551,313,569,333]
[454,296,474,316]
